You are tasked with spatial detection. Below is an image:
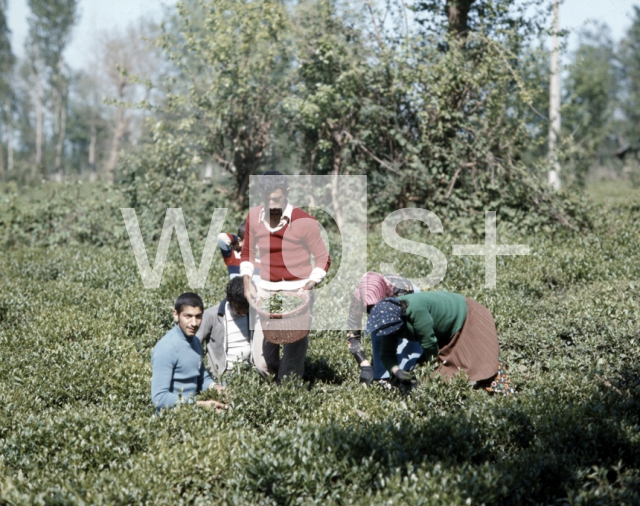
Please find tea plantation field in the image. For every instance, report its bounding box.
[1,182,640,504]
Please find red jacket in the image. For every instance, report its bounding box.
[240,206,330,282]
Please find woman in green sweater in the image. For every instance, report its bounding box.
[368,291,513,395]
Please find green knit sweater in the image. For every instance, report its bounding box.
[380,291,468,374]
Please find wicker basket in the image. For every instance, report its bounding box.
[255,291,311,345]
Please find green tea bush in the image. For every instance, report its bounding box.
[1,183,640,504]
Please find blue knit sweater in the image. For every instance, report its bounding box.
[151,324,213,410]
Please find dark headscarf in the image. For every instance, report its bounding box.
[366,297,405,336]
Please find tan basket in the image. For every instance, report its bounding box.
[255,291,311,345]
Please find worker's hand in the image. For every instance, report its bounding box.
[299,280,316,292]
[348,337,369,366]
[196,400,228,412]
[243,276,259,308]
[207,383,225,394]
[359,365,374,385]
[393,369,416,384]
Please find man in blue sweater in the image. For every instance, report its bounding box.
[151,292,227,412]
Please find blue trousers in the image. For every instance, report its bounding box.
[371,331,424,380]
[369,282,424,379]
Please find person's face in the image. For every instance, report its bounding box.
[233,238,244,252]
[229,300,249,318]
[263,188,289,217]
[173,306,203,337]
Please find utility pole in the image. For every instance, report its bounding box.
[548,0,561,191]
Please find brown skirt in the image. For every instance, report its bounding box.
[437,298,500,382]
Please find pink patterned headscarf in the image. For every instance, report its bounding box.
[354,272,394,307]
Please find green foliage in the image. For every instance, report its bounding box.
[0,181,128,248]
[116,127,248,254]
[120,0,590,232]
[157,0,294,204]
[619,6,640,149]
[26,0,78,69]
[1,182,640,503]
[0,0,14,96]
[561,23,618,188]
[259,292,305,314]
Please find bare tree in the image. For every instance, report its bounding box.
[0,0,14,178]
[96,19,162,182]
[26,0,78,178]
[0,105,12,178]
[53,59,69,176]
[25,40,45,174]
[3,95,13,173]
[548,0,561,191]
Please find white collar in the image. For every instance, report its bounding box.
[259,202,293,233]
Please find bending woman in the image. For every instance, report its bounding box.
[347,272,423,384]
[367,291,513,395]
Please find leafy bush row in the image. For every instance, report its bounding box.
[1,187,640,504]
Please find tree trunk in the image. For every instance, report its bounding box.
[51,86,61,182]
[106,77,129,183]
[446,0,476,37]
[0,123,4,181]
[54,71,68,178]
[236,164,254,207]
[56,94,68,177]
[89,123,97,174]
[34,69,44,175]
[106,105,127,183]
[31,49,45,175]
[548,0,561,191]
[234,123,270,206]
[6,97,13,173]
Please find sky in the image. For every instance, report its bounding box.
[6,0,175,69]
[5,0,640,71]
[562,0,638,44]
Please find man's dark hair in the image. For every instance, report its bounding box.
[226,277,248,305]
[258,170,288,199]
[174,292,204,314]
[237,220,246,240]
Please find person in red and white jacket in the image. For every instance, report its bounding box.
[217,222,245,279]
[217,221,261,279]
[241,171,331,382]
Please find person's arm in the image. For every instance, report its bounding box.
[347,293,364,333]
[199,359,214,392]
[419,337,439,362]
[151,343,180,410]
[196,308,214,346]
[243,275,258,307]
[239,212,259,303]
[410,308,439,361]
[305,219,331,287]
[199,306,226,381]
[346,293,373,382]
[196,306,219,390]
[196,320,227,410]
[240,211,255,279]
[346,293,365,360]
[218,233,239,258]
